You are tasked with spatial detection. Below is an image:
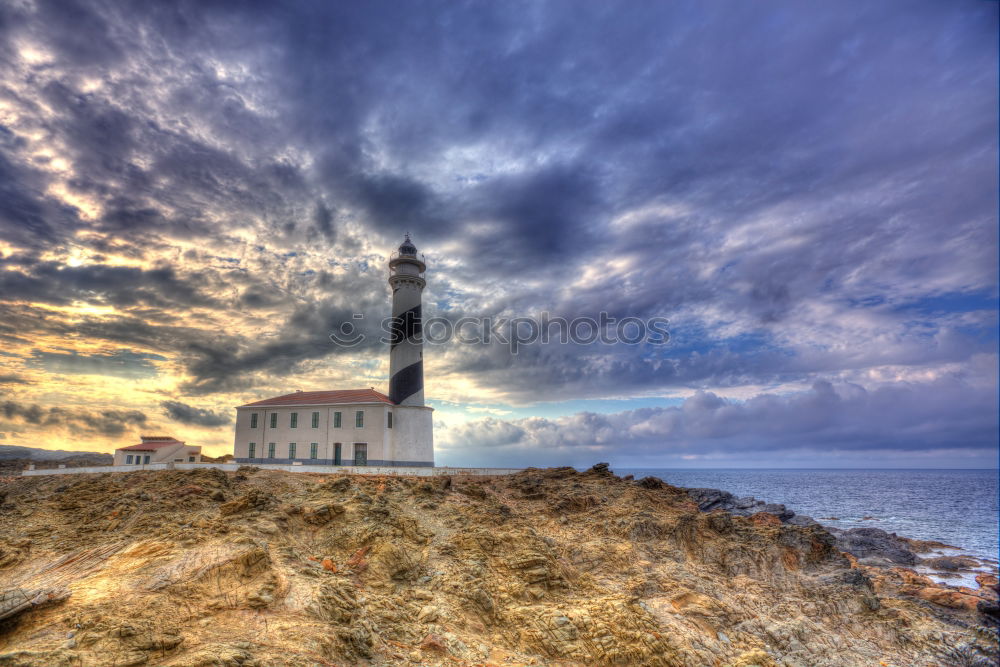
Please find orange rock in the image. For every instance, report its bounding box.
[420,633,447,652]
[911,586,980,612]
[976,573,999,591]
[750,512,782,527]
[321,558,337,572]
[890,567,933,587]
[781,547,801,570]
[347,546,370,571]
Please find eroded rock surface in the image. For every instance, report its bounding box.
[0,466,994,666]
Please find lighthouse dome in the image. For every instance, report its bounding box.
[398,234,417,256]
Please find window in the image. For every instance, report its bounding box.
[334,443,342,466]
[268,442,276,458]
[137,458,143,465]
[270,413,277,429]
[250,413,258,429]
[126,454,133,464]
[310,443,318,459]
[387,412,393,429]
[290,412,298,428]
[354,443,368,466]
[144,455,151,464]
[288,442,297,459]
[248,442,256,458]
[333,411,342,428]
[188,456,194,462]
[311,411,320,428]
[355,410,364,428]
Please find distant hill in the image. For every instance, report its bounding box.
[0,445,113,475]
[0,444,113,461]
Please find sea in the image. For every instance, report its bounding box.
[617,468,999,568]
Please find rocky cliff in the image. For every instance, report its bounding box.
[0,465,996,666]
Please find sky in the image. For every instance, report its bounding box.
[0,0,996,468]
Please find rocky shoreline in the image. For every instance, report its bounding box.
[683,484,1000,619]
[1,464,998,666]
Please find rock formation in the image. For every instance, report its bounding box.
[0,465,994,666]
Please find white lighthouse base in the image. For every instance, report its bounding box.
[386,405,434,467]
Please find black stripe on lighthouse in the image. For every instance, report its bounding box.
[389,305,422,349]
[390,360,423,405]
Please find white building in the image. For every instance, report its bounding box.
[232,236,434,467]
[114,436,202,466]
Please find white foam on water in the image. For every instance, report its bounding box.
[913,566,983,589]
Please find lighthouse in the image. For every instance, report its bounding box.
[388,234,426,406]
[230,234,435,468]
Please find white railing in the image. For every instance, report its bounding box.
[389,250,426,262]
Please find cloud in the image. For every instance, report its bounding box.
[0,374,30,385]
[29,349,166,379]
[0,0,994,463]
[0,400,147,437]
[438,376,999,466]
[161,400,231,427]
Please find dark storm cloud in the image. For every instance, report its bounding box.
[0,260,225,309]
[161,400,231,427]
[313,201,335,242]
[0,399,147,437]
[178,291,390,395]
[0,146,77,250]
[31,0,124,67]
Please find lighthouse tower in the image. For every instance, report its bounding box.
[384,234,434,466]
[388,234,426,406]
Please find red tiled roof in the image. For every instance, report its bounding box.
[118,440,183,451]
[118,442,202,452]
[239,388,393,408]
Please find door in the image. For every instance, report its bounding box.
[333,443,342,466]
[353,443,367,466]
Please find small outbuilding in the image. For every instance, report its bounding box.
[113,436,202,466]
